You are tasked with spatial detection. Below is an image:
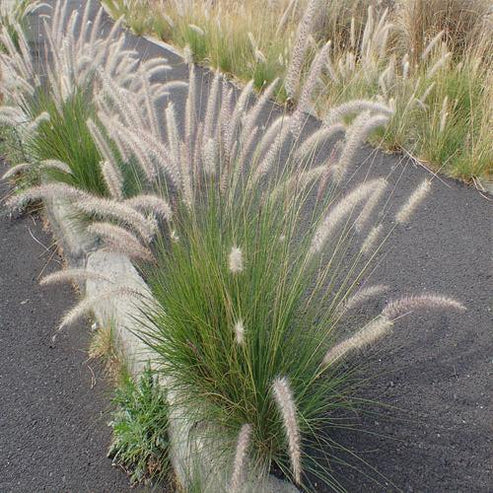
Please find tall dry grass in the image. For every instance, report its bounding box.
[395,0,493,61]
[104,0,493,180]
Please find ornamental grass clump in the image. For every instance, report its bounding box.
[0,0,171,194]
[61,59,462,488]
[139,122,464,489]
[288,1,493,180]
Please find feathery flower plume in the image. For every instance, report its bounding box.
[230,424,252,493]
[241,78,279,142]
[170,230,179,242]
[284,0,320,98]
[252,116,284,160]
[360,223,384,255]
[124,195,172,221]
[323,316,394,366]
[333,113,390,183]
[40,269,111,286]
[355,180,387,231]
[402,59,410,80]
[38,160,72,174]
[87,2,104,51]
[164,102,181,173]
[185,63,196,150]
[324,100,393,126]
[276,0,299,34]
[138,57,170,74]
[87,118,120,177]
[254,120,292,182]
[26,111,50,134]
[108,124,159,184]
[193,121,204,181]
[291,41,332,138]
[233,319,245,345]
[188,24,205,36]
[87,222,154,262]
[236,126,259,172]
[203,71,220,141]
[74,196,156,242]
[422,31,444,60]
[439,96,448,133]
[135,129,177,185]
[202,137,217,176]
[98,74,141,130]
[373,10,392,58]
[349,16,357,48]
[316,144,341,200]
[427,51,452,79]
[0,105,27,125]
[272,377,302,484]
[309,179,387,256]
[139,71,161,138]
[2,163,31,180]
[360,5,375,59]
[219,85,233,165]
[6,183,86,211]
[269,164,326,202]
[152,80,188,99]
[226,79,254,159]
[101,160,124,200]
[247,31,259,54]
[229,246,244,274]
[335,284,389,317]
[254,48,266,64]
[179,141,194,208]
[382,294,466,320]
[57,286,144,332]
[418,82,436,107]
[378,60,395,96]
[293,123,345,162]
[395,179,431,224]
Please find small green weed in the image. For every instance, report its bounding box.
[108,367,170,485]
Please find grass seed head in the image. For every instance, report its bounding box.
[230,423,252,492]
[396,179,431,224]
[323,316,394,366]
[229,246,244,274]
[382,294,466,320]
[272,376,302,485]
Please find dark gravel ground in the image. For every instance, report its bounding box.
[1,0,492,491]
[0,160,145,492]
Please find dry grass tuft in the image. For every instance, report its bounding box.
[395,0,493,61]
[89,322,125,382]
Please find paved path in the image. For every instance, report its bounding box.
[0,160,142,491]
[2,1,492,491]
